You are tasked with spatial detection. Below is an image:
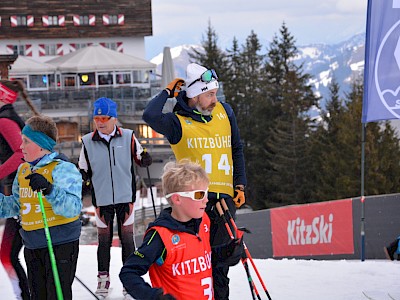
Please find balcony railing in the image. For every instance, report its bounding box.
[15,84,226,118]
[54,137,172,164]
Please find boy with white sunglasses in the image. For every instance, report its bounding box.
[120,160,242,300]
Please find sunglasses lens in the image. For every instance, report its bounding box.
[211,69,218,80]
[201,70,213,82]
[187,69,218,88]
[194,191,206,200]
[94,116,110,122]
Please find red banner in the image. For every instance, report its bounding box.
[271,199,354,257]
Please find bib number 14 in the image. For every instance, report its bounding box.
[202,153,231,175]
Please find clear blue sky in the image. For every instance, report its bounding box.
[145,0,367,60]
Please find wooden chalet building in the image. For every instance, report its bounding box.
[0,0,152,61]
[0,0,172,182]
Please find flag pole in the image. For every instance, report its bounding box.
[360,123,366,261]
[360,0,372,262]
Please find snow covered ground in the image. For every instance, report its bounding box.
[0,245,399,299]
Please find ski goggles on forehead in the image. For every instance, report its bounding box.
[165,189,208,201]
[187,69,218,88]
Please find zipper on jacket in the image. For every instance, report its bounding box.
[107,143,115,203]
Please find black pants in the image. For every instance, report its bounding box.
[96,203,135,272]
[206,197,237,300]
[24,240,79,300]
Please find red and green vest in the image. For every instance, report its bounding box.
[149,215,213,300]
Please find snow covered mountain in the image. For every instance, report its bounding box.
[295,33,366,104]
[150,44,203,79]
[150,33,366,109]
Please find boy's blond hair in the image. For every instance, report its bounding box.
[25,115,58,142]
[162,159,209,204]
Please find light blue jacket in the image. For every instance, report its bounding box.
[0,152,82,249]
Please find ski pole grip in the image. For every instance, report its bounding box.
[215,202,224,217]
[221,198,229,212]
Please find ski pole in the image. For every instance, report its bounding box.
[242,253,259,300]
[243,242,272,299]
[37,191,64,300]
[215,202,261,300]
[146,166,157,218]
[74,276,100,299]
[215,202,234,239]
[220,199,272,300]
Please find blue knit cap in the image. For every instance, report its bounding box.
[93,97,117,118]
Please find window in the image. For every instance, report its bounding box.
[102,42,117,51]
[74,15,95,26]
[98,73,113,86]
[116,73,131,85]
[63,75,76,87]
[42,15,65,27]
[80,15,89,25]
[108,15,118,25]
[50,16,58,25]
[10,45,27,56]
[45,44,57,56]
[48,74,57,89]
[16,16,27,26]
[48,16,58,26]
[102,14,124,26]
[79,73,95,86]
[76,43,89,50]
[11,15,34,27]
[29,75,47,90]
[132,70,150,84]
[138,124,165,140]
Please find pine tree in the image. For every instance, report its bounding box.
[257,23,319,208]
[223,37,242,113]
[311,78,347,201]
[311,79,400,201]
[373,121,400,193]
[324,80,400,198]
[224,31,266,208]
[189,20,228,79]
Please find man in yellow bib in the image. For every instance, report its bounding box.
[143,63,247,299]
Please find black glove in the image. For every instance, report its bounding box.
[25,173,53,195]
[165,78,184,98]
[79,169,92,187]
[140,150,153,167]
[155,288,176,300]
[213,230,244,267]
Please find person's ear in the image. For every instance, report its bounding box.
[170,194,181,205]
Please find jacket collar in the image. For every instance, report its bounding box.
[174,91,213,123]
[92,126,123,142]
